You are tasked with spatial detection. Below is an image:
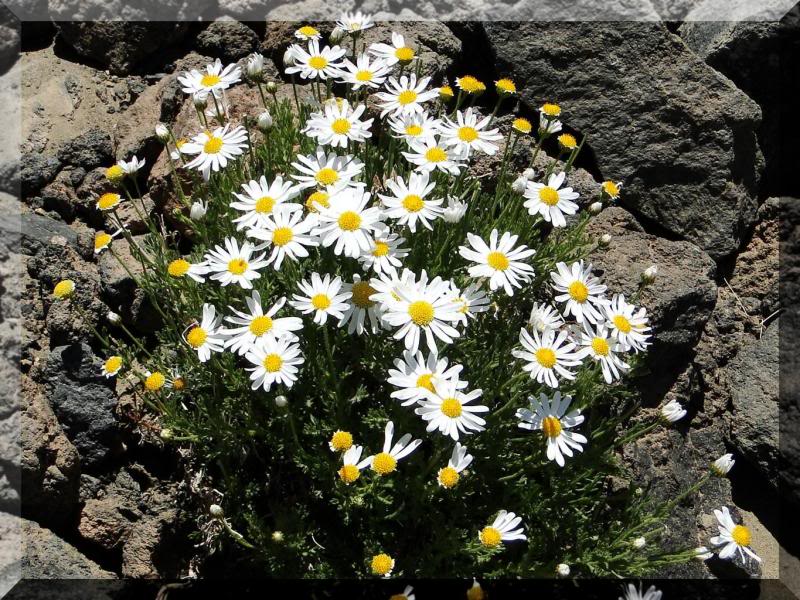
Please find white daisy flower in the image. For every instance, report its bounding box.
[439,108,503,157]
[524,172,579,228]
[334,53,391,89]
[710,506,761,563]
[539,104,563,135]
[387,350,465,406]
[184,303,226,363]
[313,186,384,258]
[303,99,373,148]
[388,111,441,144]
[402,136,463,176]
[516,391,587,467]
[513,327,583,388]
[712,453,735,477]
[116,156,146,176]
[358,229,409,277]
[284,40,346,80]
[223,292,304,355]
[381,269,462,355]
[339,274,383,335]
[619,584,663,600]
[661,400,686,423]
[603,294,652,352]
[101,355,123,378]
[369,32,415,66]
[294,25,322,41]
[178,58,241,95]
[290,273,350,325]
[247,211,319,270]
[365,421,422,476]
[245,336,305,392]
[94,229,123,254]
[376,74,439,118]
[442,196,468,223]
[336,10,374,32]
[578,323,629,384]
[416,378,488,441]
[528,302,564,333]
[167,258,209,283]
[450,283,491,325]
[479,511,526,548]
[459,230,535,297]
[369,268,418,306]
[551,260,607,324]
[379,171,443,233]
[181,125,248,180]
[437,442,473,489]
[291,146,365,190]
[337,445,370,484]
[230,175,302,230]
[204,238,269,290]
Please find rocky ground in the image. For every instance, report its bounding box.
[0,12,798,594]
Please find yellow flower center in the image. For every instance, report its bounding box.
[94,233,112,250]
[331,118,351,135]
[603,181,620,197]
[536,347,557,369]
[186,326,207,348]
[144,372,165,391]
[308,55,328,70]
[315,167,339,186]
[404,124,423,136]
[175,139,187,150]
[479,526,502,547]
[438,466,460,488]
[104,356,122,374]
[457,126,479,143]
[397,90,418,105]
[542,103,561,117]
[591,337,610,356]
[731,524,751,547]
[425,147,447,163]
[203,136,224,154]
[372,241,390,257]
[408,301,434,326]
[330,430,353,451]
[372,452,397,475]
[255,196,275,213]
[200,73,221,87]
[440,397,462,418]
[227,258,249,275]
[416,373,435,392]
[53,280,75,299]
[168,259,190,277]
[249,315,273,337]
[97,193,120,210]
[298,25,319,37]
[558,133,577,149]
[263,353,283,373]
[513,117,532,134]
[568,281,589,303]
[542,415,562,438]
[371,553,393,575]
[439,85,454,98]
[172,376,186,391]
[402,194,424,212]
[538,186,560,206]
[355,69,374,82]
[311,293,331,311]
[458,75,483,93]
[351,281,376,308]
[495,78,516,93]
[306,191,330,212]
[613,315,632,333]
[390,595,408,600]
[338,464,360,483]
[395,46,415,62]
[272,227,293,247]
[338,210,362,231]
[487,251,510,271]
[105,164,124,182]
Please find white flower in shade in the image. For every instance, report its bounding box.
[245,336,304,391]
[442,196,468,223]
[336,10,374,32]
[178,59,241,95]
[450,283,490,325]
[619,583,663,600]
[167,258,209,283]
[379,171,443,233]
[181,125,248,180]
[369,32,415,66]
[294,25,322,41]
[376,74,439,118]
[524,172,579,228]
[402,136,463,176]
[710,507,761,563]
[478,511,526,548]
[440,108,503,157]
[661,399,687,423]
[335,53,391,89]
[712,453,735,477]
[116,156,145,176]
[247,211,319,270]
[551,260,607,324]
[366,421,422,476]
[290,273,350,325]
[230,175,302,230]
[416,378,488,441]
[223,292,304,355]
[437,442,473,488]
[101,355,123,378]
[337,445,370,484]
[603,294,652,352]
[388,111,441,144]
[313,186,384,258]
[381,269,462,354]
[291,146,365,190]
[516,391,587,467]
[339,274,383,335]
[284,40,346,80]
[358,229,409,277]
[387,350,465,406]
[513,327,583,388]
[459,230,536,297]
[304,100,373,148]
[578,323,629,384]
[528,302,564,333]
[184,304,226,363]
[556,563,570,577]
[204,237,269,289]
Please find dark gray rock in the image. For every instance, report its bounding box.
[0,6,19,76]
[196,20,259,63]
[15,211,79,255]
[57,129,113,171]
[20,153,60,198]
[483,22,763,260]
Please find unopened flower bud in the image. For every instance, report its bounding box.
[329,26,347,44]
[283,47,297,68]
[511,176,527,194]
[442,197,467,223]
[246,53,265,81]
[160,428,173,441]
[695,546,713,560]
[272,530,285,542]
[711,453,735,477]
[599,233,612,247]
[106,310,121,325]
[589,201,603,215]
[190,200,208,221]
[155,123,170,143]
[522,168,535,181]
[193,92,208,110]
[265,81,278,94]
[556,563,570,577]
[209,504,225,519]
[642,264,658,283]
[257,110,274,133]
[274,395,288,408]
[633,537,646,549]
[661,399,686,423]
